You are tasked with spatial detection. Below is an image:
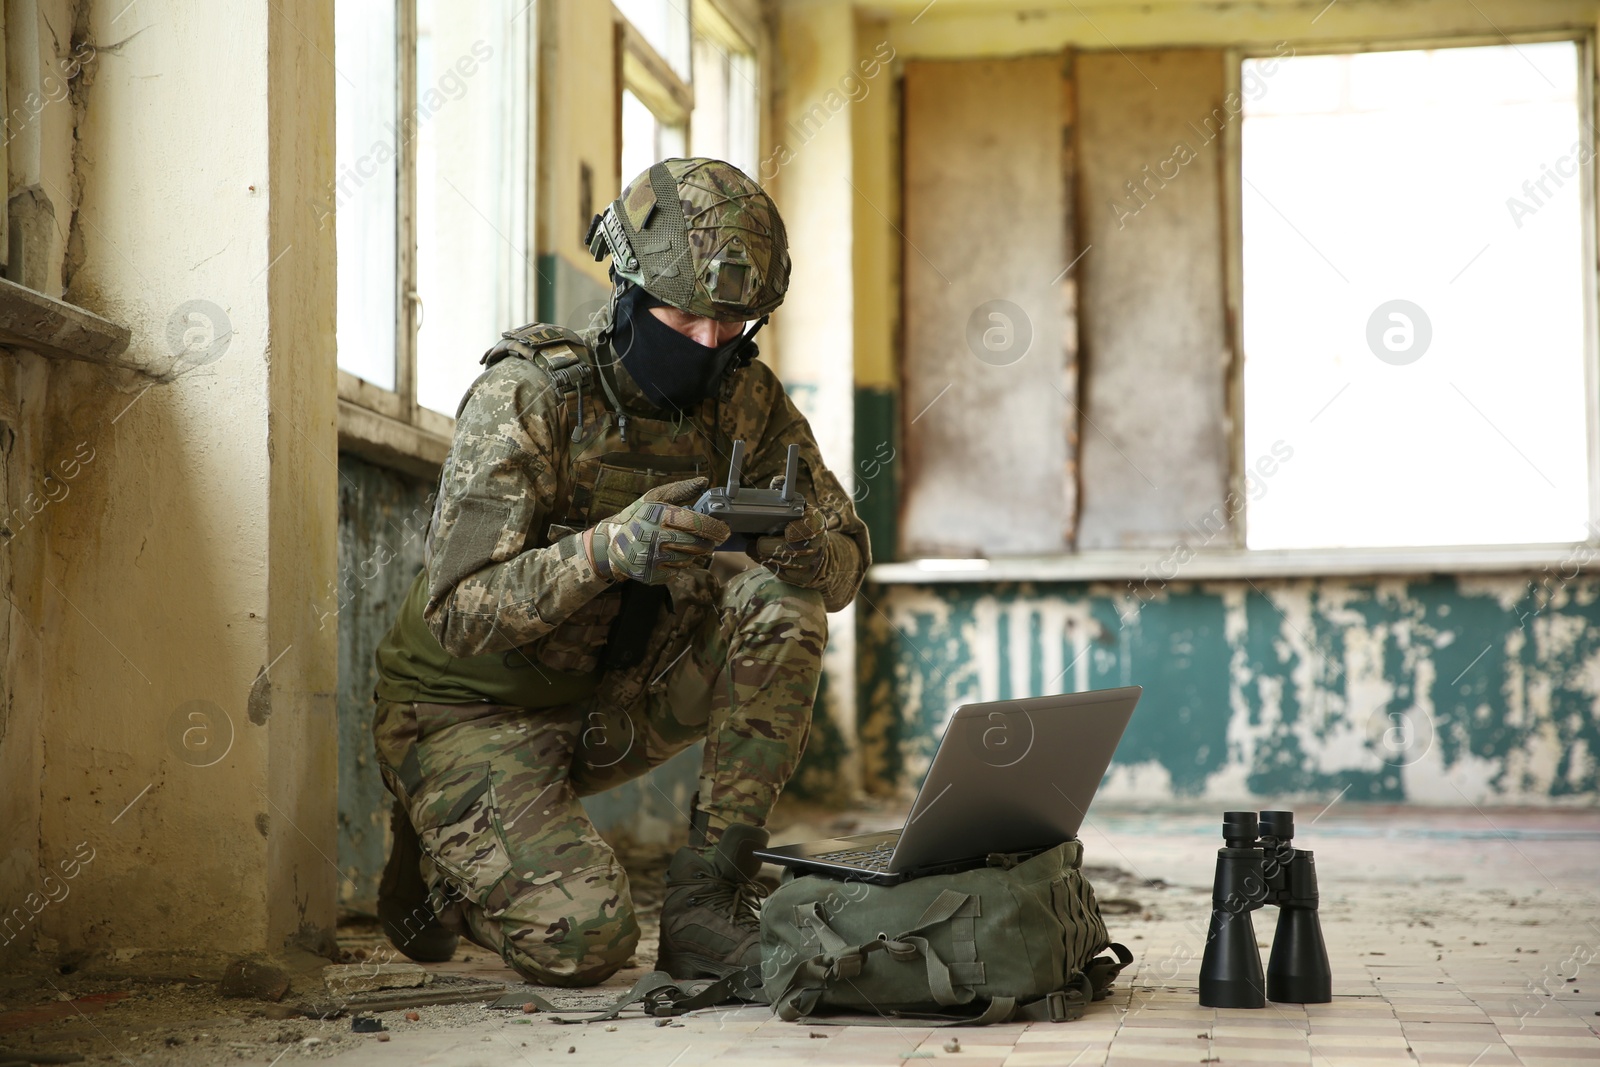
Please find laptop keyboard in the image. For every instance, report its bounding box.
[815,835,901,872]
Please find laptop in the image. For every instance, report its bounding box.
[754,686,1142,885]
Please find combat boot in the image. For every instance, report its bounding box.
[656,823,769,979]
[377,800,459,963]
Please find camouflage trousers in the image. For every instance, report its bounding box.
[372,565,826,987]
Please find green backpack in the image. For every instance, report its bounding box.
[760,840,1132,1024]
[522,840,1130,1026]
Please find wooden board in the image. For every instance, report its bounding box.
[1074,49,1232,549]
[900,54,1077,558]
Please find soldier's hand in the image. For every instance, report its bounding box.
[592,477,730,585]
[748,502,828,587]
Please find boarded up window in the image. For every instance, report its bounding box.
[900,56,1077,558]
[1074,50,1231,550]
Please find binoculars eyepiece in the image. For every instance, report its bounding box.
[1197,808,1332,1008]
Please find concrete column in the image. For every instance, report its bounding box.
[0,0,337,968]
[534,0,617,326]
[848,15,898,560]
[771,0,862,803]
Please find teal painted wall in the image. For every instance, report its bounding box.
[334,454,436,912]
[853,386,897,563]
[859,574,1600,805]
[536,251,611,330]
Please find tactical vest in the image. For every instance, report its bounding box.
[384,323,732,710]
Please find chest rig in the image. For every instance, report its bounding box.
[482,323,728,674]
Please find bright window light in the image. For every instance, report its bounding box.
[1241,42,1591,549]
[414,0,530,417]
[333,0,398,390]
[622,88,686,186]
[614,0,691,82]
[691,35,759,177]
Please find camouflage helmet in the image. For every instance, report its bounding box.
[586,158,790,320]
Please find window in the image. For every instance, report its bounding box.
[613,0,691,82]
[618,0,759,189]
[621,88,686,188]
[413,0,533,416]
[334,0,398,391]
[617,1,691,192]
[335,0,534,431]
[690,17,758,176]
[1240,42,1591,550]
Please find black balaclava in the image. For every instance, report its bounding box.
[607,282,763,412]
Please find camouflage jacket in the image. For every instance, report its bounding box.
[420,322,871,668]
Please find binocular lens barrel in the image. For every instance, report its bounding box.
[1268,906,1333,1004]
[1198,906,1266,1008]
[1198,808,1331,1008]
[1259,810,1295,841]
[1221,810,1258,847]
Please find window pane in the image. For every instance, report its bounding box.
[621,89,656,184]
[691,36,758,176]
[622,88,685,184]
[334,0,398,390]
[415,0,531,416]
[1241,43,1589,549]
[726,52,758,175]
[615,0,691,81]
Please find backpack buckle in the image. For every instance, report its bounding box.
[1043,986,1088,1023]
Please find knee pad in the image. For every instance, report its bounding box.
[490,872,642,988]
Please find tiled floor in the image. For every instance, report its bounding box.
[317,805,1600,1066]
[4,805,1595,1065]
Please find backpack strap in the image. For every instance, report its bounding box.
[787,973,1095,1028]
[502,968,764,1025]
[1085,941,1134,999]
[774,892,982,1022]
[477,322,597,439]
[480,322,586,368]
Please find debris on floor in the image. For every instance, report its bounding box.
[0,804,1594,1065]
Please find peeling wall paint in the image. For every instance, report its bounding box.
[859,575,1600,805]
[334,455,433,912]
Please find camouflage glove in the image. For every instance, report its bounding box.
[592,477,730,585]
[748,500,829,587]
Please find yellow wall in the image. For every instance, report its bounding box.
[849,14,897,394]
[878,0,1599,54]
[537,0,620,321]
[0,0,337,968]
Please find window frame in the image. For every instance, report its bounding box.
[1224,29,1600,557]
[613,0,764,187]
[618,9,693,136]
[336,0,536,474]
[873,27,1600,583]
[0,7,130,364]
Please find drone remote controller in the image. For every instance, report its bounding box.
[693,440,806,551]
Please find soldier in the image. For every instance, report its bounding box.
[369,158,871,988]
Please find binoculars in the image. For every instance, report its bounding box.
[1197,809,1332,1008]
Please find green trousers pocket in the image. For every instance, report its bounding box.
[410,761,514,905]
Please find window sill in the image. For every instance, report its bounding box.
[337,397,452,481]
[0,277,130,365]
[867,543,1599,584]
[336,369,455,479]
